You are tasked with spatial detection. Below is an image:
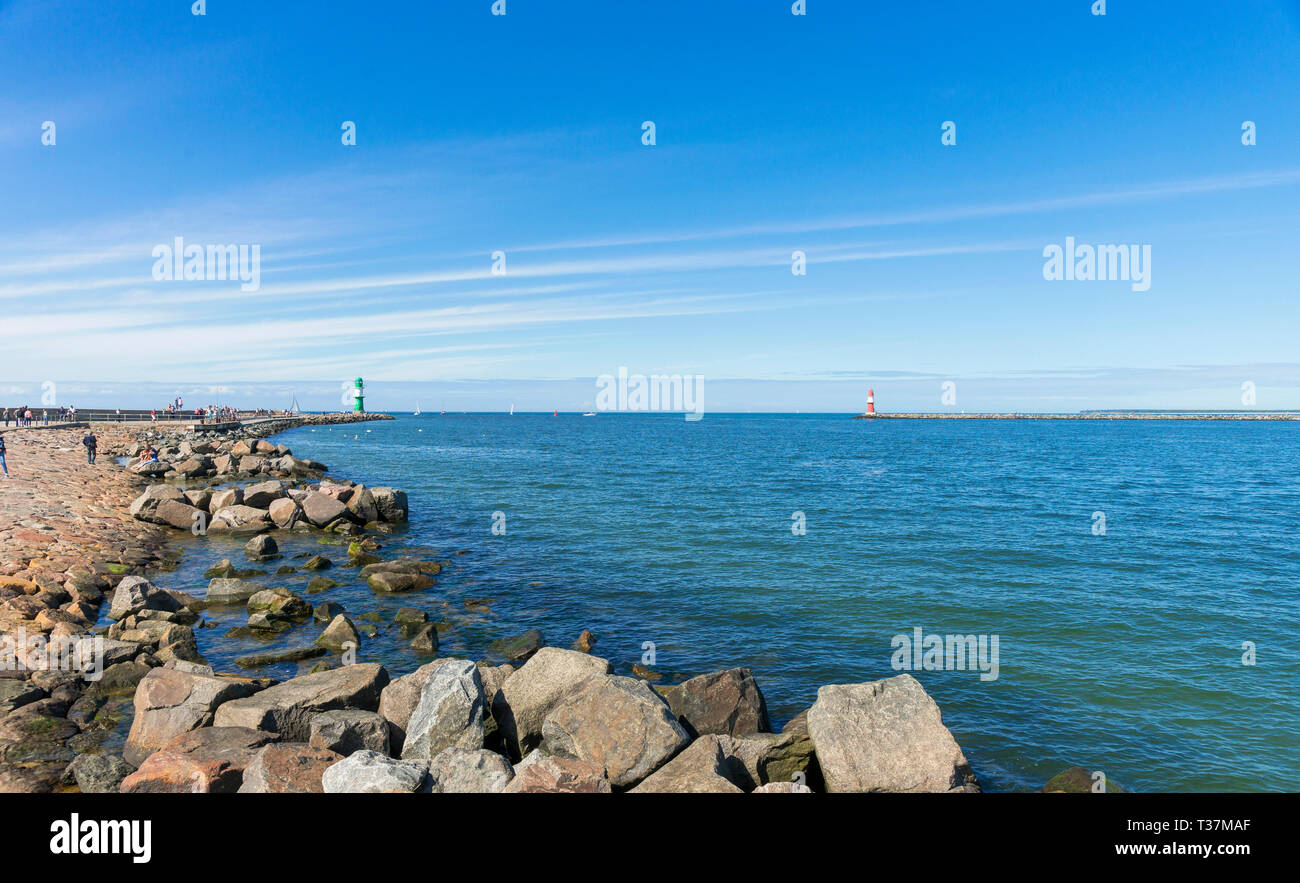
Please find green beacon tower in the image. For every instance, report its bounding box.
[352,377,365,413]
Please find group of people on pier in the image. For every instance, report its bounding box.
[2,406,79,427]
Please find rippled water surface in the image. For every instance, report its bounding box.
[158,414,1299,792]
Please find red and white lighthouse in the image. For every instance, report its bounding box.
[866,388,875,415]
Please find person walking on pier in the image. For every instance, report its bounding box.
[82,430,98,464]
[0,433,8,476]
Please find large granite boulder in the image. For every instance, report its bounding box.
[123,667,256,766]
[541,675,690,788]
[209,505,271,533]
[400,659,485,762]
[371,487,408,522]
[246,587,311,623]
[346,485,379,524]
[317,614,360,651]
[242,479,286,509]
[377,660,442,753]
[205,578,259,605]
[107,576,186,621]
[666,667,771,737]
[321,750,429,793]
[236,743,341,793]
[173,455,213,478]
[308,709,390,756]
[119,727,279,793]
[302,493,349,527]
[365,571,433,593]
[503,754,611,793]
[213,663,389,741]
[209,487,242,511]
[492,647,612,759]
[243,534,279,561]
[153,499,205,531]
[129,485,185,521]
[428,747,514,793]
[629,735,745,793]
[806,674,978,793]
[268,497,301,529]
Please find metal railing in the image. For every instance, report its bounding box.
[0,408,301,426]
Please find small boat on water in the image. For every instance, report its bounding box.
[414,401,421,416]
[582,411,596,417]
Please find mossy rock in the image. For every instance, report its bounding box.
[306,576,340,594]
[393,608,428,625]
[1041,766,1127,793]
[490,629,544,662]
[235,646,328,669]
[206,560,266,579]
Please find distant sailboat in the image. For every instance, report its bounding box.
[414,401,421,416]
[288,395,301,415]
[510,404,514,416]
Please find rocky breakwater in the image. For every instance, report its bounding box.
[129,473,409,539]
[0,428,183,792]
[0,416,405,793]
[108,642,980,794]
[111,433,329,484]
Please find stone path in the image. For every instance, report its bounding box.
[0,427,173,581]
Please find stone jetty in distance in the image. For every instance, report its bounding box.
[854,410,1300,420]
[853,392,1300,421]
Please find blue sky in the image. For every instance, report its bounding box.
[2,0,1299,412]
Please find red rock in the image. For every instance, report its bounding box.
[237,743,341,793]
[118,726,280,793]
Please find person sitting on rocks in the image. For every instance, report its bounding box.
[137,444,157,464]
